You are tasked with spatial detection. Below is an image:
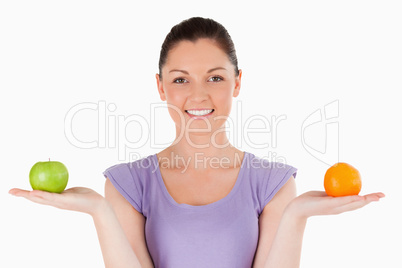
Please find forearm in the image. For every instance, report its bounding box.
[92,200,142,268]
[263,209,307,268]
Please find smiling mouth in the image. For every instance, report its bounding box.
[185,109,215,116]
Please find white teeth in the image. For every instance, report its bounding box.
[186,109,213,116]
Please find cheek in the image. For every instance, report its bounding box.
[165,88,185,104]
[166,103,186,125]
[214,87,234,106]
[166,93,185,110]
[164,89,186,120]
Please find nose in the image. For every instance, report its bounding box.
[189,83,209,102]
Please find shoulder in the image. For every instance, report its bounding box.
[261,175,297,213]
[103,154,157,181]
[245,152,297,214]
[245,152,297,179]
[102,154,158,214]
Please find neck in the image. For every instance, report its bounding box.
[158,130,243,171]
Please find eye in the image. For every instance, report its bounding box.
[173,78,187,84]
[208,76,223,82]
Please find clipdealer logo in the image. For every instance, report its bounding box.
[301,100,340,166]
[64,100,288,161]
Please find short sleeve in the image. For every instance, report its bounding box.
[103,163,143,214]
[261,162,297,210]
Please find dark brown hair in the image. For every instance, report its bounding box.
[158,17,240,80]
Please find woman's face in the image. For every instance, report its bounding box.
[156,38,242,138]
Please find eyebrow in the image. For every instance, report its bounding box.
[169,67,227,74]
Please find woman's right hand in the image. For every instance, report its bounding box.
[9,187,106,217]
[10,187,145,267]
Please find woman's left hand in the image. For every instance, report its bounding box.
[287,191,385,219]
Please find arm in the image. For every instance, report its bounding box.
[92,198,143,268]
[252,178,384,268]
[104,178,154,268]
[260,200,306,268]
[9,186,148,268]
[252,177,298,268]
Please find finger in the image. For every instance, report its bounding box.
[22,195,55,206]
[9,188,31,197]
[335,199,371,213]
[330,194,366,207]
[30,190,64,205]
[9,188,59,199]
[363,192,385,200]
[11,189,67,205]
[330,192,385,207]
[9,188,51,206]
[334,195,381,214]
[12,189,62,206]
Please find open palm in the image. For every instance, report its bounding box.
[9,187,105,216]
[289,191,385,219]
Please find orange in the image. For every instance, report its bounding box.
[324,162,362,197]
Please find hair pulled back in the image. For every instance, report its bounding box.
[158,17,239,80]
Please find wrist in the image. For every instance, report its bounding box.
[90,197,112,219]
[284,199,309,224]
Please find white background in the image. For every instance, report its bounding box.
[1,1,401,267]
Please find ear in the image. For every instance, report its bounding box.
[156,73,166,101]
[233,69,242,98]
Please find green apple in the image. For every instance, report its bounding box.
[29,160,69,193]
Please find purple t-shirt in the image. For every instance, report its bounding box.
[103,151,297,268]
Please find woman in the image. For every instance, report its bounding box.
[9,17,384,268]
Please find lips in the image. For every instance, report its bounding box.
[185,109,214,115]
[185,109,215,118]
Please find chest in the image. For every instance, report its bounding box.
[145,188,260,268]
[158,167,241,206]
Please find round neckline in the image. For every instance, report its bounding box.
[152,151,249,210]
